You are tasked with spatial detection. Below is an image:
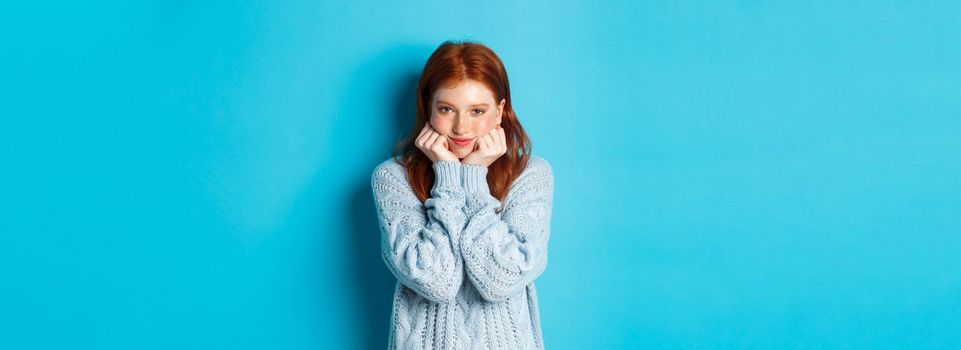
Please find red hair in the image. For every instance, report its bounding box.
[391,40,532,206]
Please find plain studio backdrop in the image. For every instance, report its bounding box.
[2,1,959,349]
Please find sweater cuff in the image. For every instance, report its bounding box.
[432,161,462,189]
[462,164,490,194]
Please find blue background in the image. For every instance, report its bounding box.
[2,1,959,349]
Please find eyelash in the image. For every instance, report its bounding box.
[439,106,485,115]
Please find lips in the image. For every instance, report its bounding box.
[451,137,473,147]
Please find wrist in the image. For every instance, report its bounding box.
[462,163,489,194]
[432,160,462,189]
[461,158,489,168]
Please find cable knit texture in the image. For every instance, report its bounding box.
[370,155,554,350]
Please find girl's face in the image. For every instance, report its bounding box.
[429,80,505,159]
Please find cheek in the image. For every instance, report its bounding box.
[480,120,497,133]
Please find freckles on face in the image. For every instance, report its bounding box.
[428,80,502,155]
[437,120,498,159]
[429,116,497,157]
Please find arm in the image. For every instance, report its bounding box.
[371,160,468,303]
[459,160,554,302]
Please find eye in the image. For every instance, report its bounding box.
[472,109,486,115]
[438,106,452,113]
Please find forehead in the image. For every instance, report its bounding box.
[432,80,496,105]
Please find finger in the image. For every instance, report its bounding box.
[425,131,439,146]
[498,127,507,151]
[432,135,447,151]
[418,124,429,139]
[416,125,430,146]
[480,134,492,153]
[433,137,451,156]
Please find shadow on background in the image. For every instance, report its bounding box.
[343,44,429,350]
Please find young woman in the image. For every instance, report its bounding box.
[370,40,554,349]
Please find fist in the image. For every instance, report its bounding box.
[415,123,459,163]
[461,125,506,168]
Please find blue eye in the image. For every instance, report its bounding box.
[473,109,486,114]
[439,106,452,113]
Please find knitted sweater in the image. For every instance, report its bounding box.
[370,155,554,349]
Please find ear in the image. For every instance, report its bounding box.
[496,98,506,124]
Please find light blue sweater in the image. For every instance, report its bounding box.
[370,155,554,349]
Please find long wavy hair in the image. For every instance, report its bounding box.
[391,40,532,208]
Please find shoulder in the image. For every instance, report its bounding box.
[522,155,553,181]
[502,155,554,209]
[373,156,405,174]
[371,157,407,186]
[507,155,553,195]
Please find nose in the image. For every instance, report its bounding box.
[453,114,470,135]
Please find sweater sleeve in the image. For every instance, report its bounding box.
[371,160,467,303]
[459,159,554,302]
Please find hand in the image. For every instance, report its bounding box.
[461,125,506,168]
[415,123,459,163]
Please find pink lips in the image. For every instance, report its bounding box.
[451,138,473,147]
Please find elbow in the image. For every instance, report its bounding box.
[473,261,548,302]
[471,273,525,302]
[475,282,520,302]
[477,288,510,302]
[397,280,460,303]
[382,256,462,303]
[435,288,460,303]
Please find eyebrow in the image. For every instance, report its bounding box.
[436,100,490,108]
